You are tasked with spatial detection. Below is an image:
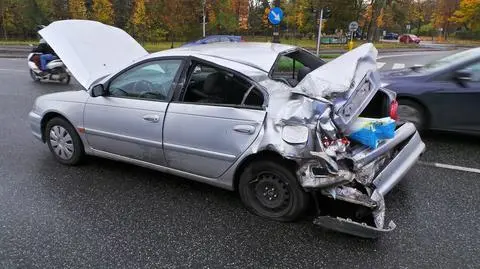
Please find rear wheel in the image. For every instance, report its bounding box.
[238,159,309,222]
[45,117,84,165]
[397,99,426,131]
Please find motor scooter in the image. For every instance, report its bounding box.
[27,52,71,84]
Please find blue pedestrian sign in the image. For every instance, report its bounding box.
[268,7,284,25]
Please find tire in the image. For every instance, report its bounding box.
[30,69,40,82]
[238,159,310,222]
[61,74,71,85]
[45,117,84,165]
[397,99,426,131]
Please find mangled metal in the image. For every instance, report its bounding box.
[293,43,378,100]
[251,44,425,238]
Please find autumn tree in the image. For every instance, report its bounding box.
[68,0,87,19]
[433,0,460,39]
[90,0,114,25]
[127,0,146,40]
[450,0,480,31]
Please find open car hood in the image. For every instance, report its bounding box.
[39,20,149,89]
[293,43,378,100]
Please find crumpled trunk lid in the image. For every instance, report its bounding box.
[293,43,380,133]
[39,20,149,89]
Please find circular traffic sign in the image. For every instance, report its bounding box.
[268,7,284,25]
[349,21,359,32]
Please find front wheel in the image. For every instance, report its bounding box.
[29,69,40,82]
[45,117,84,165]
[238,159,309,222]
[61,74,71,85]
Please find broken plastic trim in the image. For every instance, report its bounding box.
[313,216,396,239]
[321,187,377,209]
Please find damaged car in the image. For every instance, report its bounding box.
[29,20,425,238]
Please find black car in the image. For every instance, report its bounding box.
[383,33,399,40]
[381,48,480,135]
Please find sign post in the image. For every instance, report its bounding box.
[315,8,323,57]
[268,6,284,43]
[348,21,359,51]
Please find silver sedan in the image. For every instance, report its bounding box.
[29,20,425,238]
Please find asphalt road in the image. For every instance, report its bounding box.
[0,54,479,268]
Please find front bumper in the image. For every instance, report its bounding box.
[28,111,43,142]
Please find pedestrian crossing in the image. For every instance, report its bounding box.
[376,62,406,70]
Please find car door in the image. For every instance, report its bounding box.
[426,61,480,132]
[83,58,185,165]
[163,60,267,178]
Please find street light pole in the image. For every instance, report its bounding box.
[316,8,323,57]
[272,0,280,43]
[202,0,206,37]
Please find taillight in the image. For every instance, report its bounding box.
[390,99,399,120]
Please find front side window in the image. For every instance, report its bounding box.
[459,62,480,82]
[182,63,264,108]
[108,59,182,101]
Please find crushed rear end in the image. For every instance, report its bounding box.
[283,44,425,238]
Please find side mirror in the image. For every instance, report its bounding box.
[455,71,471,81]
[410,64,423,71]
[91,84,105,97]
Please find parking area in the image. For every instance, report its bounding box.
[0,56,478,268]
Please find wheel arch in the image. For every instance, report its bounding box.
[233,150,298,192]
[40,111,77,142]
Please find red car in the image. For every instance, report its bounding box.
[399,34,421,44]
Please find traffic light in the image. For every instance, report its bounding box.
[323,7,331,19]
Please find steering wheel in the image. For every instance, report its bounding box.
[110,87,129,96]
[133,80,154,93]
[138,91,166,99]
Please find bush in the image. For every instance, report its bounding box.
[455,31,480,40]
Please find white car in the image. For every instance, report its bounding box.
[29,20,425,238]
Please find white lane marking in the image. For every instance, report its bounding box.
[377,62,386,69]
[418,161,480,174]
[377,51,446,60]
[392,63,405,70]
[0,68,27,72]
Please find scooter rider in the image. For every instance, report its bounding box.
[31,25,57,71]
[32,38,57,71]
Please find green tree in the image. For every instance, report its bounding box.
[127,0,146,39]
[69,0,87,19]
[91,0,114,25]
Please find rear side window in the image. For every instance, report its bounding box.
[182,62,264,108]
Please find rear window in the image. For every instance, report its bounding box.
[270,49,325,87]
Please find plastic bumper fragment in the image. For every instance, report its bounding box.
[313,216,396,239]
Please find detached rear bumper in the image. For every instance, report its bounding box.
[372,123,425,195]
[309,123,425,238]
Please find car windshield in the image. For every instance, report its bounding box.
[419,49,480,73]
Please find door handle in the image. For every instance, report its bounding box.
[143,114,160,123]
[233,125,256,134]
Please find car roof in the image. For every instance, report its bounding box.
[148,42,298,73]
